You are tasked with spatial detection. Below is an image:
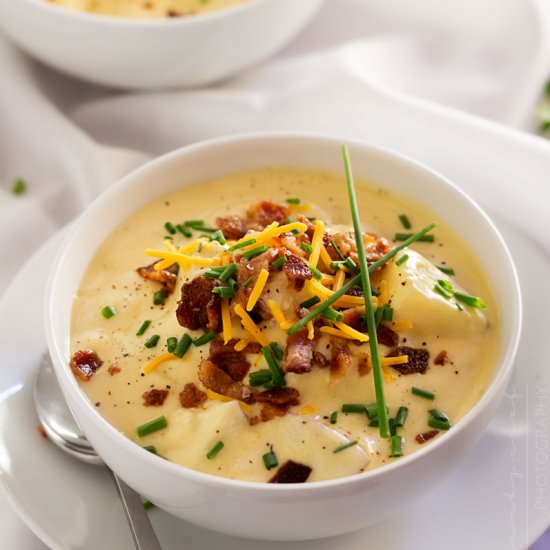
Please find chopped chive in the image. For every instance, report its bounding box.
[330,260,348,271]
[433,282,454,300]
[212,286,235,299]
[204,267,225,278]
[299,296,321,309]
[333,440,358,454]
[290,229,301,235]
[164,222,176,235]
[136,320,152,336]
[428,418,451,431]
[272,256,287,270]
[11,177,26,195]
[241,276,253,288]
[100,305,116,319]
[301,242,313,254]
[437,265,455,276]
[228,238,256,251]
[364,403,379,419]
[286,222,436,337]
[143,445,157,454]
[144,334,160,348]
[164,235,173,240]
[394,233,435,243]
[390,435,403,457]
[249,369,273,387]
[175,223,192,238]
[153,290,167,306]
[329,411,338,424]
[193,331,216,346]
[343,257,358,272]
[219,263,238,282]
[374,306,384,328]
[262,346,285,387]
[242,245,269,260]
[395,254,409,267]
[184,219,204,228]
[382,305,393,322]
[209,230,226,245]
[309,264,323,280]
[394,406,409,427]
[166,336,178,353]
[429,409,450,423]
[368,418,379,427]
[136,415,167,438]
[143,500,155,510]
[389,418,397,436]
[341,403,367,414]
[411,386,435,400]
[286,197,301,205]
[270,342,284,360]
[262,449,279,470]
[206,440,224,459]
[454,292,486,309]
[173,333,192,358]
[398,214,412,230]
[322,307,343,322]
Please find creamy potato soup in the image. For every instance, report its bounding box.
[70,167,498,483]
[47,0,245,18]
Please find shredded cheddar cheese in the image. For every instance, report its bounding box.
[307,320,315,340]
[385,320,414,332]
[381,355,409,367]
[154,239,204,270]
[267,300,288,328]
[307,279,378,309]
[142,352,175,375]
[378,280,390,306]
[333,269,346,292]
[221,298,232,344]
[319,244,333,271]
[233,304,269,347]
[206,389,253,413]
[299,404,317,416]
[334,321,369,342]
[320,326,368,342]
[146,248,221,268]
[235,221,308,249]
[234,337,251,352]
[246,269,269,311]
[308,219,325,268]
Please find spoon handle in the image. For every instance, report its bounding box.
[112,472,162,550]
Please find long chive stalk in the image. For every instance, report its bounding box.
[341,145,389,438]
[286,222,435,336]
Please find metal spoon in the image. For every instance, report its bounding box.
[34,354,162,550]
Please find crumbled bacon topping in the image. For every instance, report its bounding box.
[323,231,392,267]
[198,359,253,403]
[387,346,430,374]
[108,365,121,376]
[377,324,399,347]
[416,430,439,444]
[246,200,289,229]
[434,350,450,365]
[136,261,179,294]
[215,215,248,240]
[209,339,251,381]
[176,275,221,331]
[284,329,314,374]
[282,253,312,290]
[269,460,312,483]
[179,383,207,408]
[70,350,103,382]
[312,351,329,368]
[357,352,371,376]
[142,388,169,407]
[330,339,352,380]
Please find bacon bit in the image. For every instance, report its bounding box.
[209,339,251,381]
[70,350,103,382]
[198,359,254,403]
[216,215,248,240]
[312,351,329,368]
[246,200,289,229]
[296,215,315,239]
[269,460,312,483]
[284,328,314,374]
[142,389,169,407]
[377,324,399,347]
[136,261,178,294]
[282,254,312,290]
[176,275,221,331]
[434,350,450,365]
[330,339,352,380]
[416,430,439,444]
[260,403,288,422]
[256,387,300,406]
[167,9,183,16]
[358,352,371,376]
[37,424,48,439]
[323,232,392,266]
[108,365,121,376]
[241,341,262,354]
[386,346,430,375]
[341,308,366,332]
[179,383,207,408]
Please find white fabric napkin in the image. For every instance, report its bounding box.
[2,0,550,548]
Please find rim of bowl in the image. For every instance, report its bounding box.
[23,0,273,26]
[46,131,522,494]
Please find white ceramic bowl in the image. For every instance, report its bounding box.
[45,134,521,541]
[0,0,322,89]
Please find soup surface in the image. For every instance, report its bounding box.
[47,0,245,18]
[70,167,498,483]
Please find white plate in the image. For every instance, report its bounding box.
[1,133,549,548]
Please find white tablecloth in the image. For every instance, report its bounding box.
[2,0,550,547]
